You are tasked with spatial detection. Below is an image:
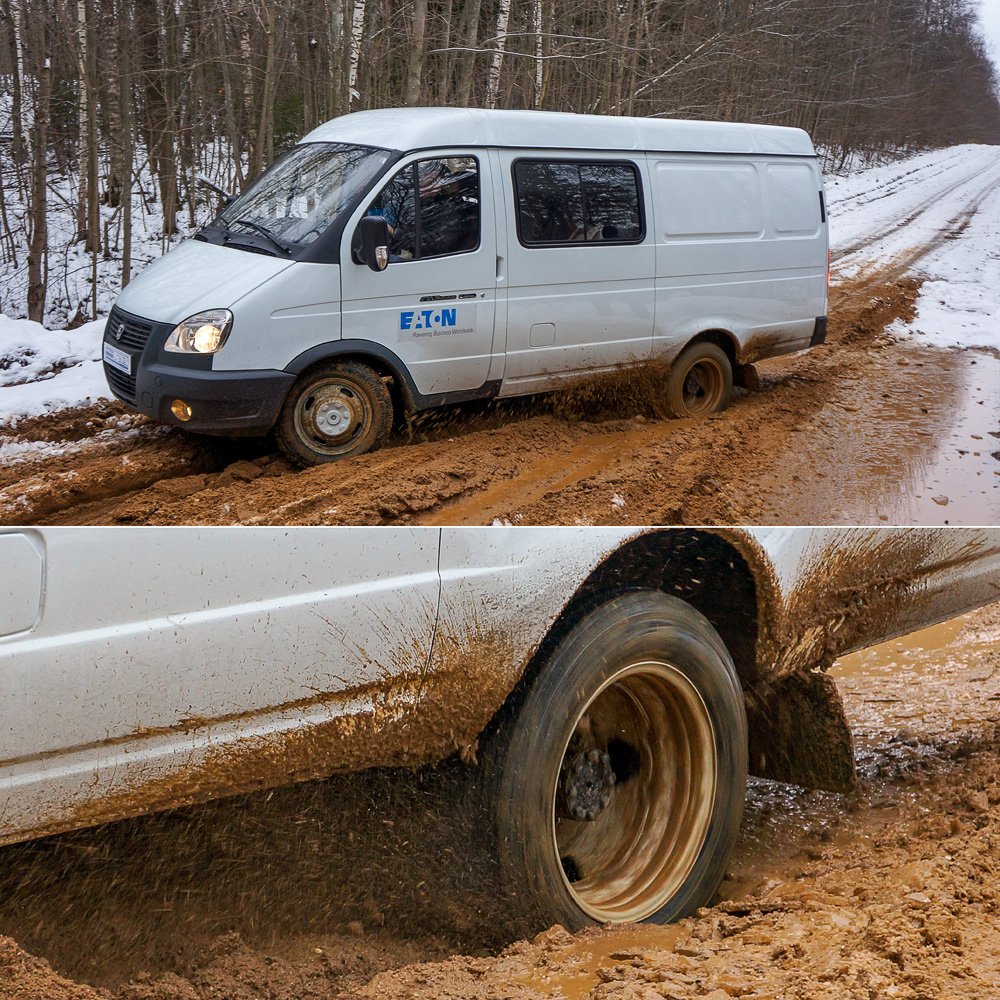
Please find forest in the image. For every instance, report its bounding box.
[1,0,999,322]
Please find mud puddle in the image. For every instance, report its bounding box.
[806,348,1000,526]
[513,925,684,999]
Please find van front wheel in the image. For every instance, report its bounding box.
[276,361,392,466]
[665,342,733,418]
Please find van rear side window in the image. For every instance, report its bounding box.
[513,160,643,246]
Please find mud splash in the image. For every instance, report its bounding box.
[15,617,522,850]
[0,604,999,997]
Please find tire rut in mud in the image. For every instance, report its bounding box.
[830,150,1000,264]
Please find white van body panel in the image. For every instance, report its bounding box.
[650,155,828,363]
[0,528,439,843]
[114,239,294,328]
[213,262,343,371]
[2,527,999,848]
[0,534,44,638]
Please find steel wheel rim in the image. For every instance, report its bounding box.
[294,377,372,456]
[551,660,717,923]
[681,358,725,415]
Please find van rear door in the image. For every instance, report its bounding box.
[498,152,655,392]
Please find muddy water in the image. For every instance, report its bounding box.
[515,925,683,999]
[833,607,1000,746]
[831,348,1000,525]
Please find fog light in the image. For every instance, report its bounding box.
[171,399,193,421]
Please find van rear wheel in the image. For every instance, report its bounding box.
[484,592,747,931]
[665,342,733,417]
[275,361,392,467]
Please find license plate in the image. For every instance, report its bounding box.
[103,341,131,375]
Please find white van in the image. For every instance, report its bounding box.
[2,527,996,930]
[102,108,829,465]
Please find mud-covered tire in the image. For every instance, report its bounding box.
[275,361,392,467]
[485,591,747,931]
[665,342,733,417]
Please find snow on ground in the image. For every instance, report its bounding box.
[0,314,109,424]
[885,182,1000,352]
[827,144,1000,275]
[2,143,1000,428]
[822,141,1000,353]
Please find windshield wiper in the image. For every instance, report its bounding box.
[229,218,292,255]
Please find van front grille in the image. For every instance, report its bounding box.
[105,308,154,351]
[104,363,137,402]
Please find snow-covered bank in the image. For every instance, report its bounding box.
[0,315,108,423]
[823,141,1000,353]
[885,183,1000,353]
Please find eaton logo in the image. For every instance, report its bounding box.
[399,308,457,331]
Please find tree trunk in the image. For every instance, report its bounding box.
[454,0,484,106]
[27,50,51,323]
[404,0,427,106]
[484,0,510,109]
[119,0,132,288]
[348,0,366,108]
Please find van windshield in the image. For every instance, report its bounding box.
[215,142,392,250]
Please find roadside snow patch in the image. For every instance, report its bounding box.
[886,184,1000,352]
[0,315,110,422]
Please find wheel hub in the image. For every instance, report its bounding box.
[314,398,354,436]
[559,748,616,822]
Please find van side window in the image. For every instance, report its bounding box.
[513,160,643,246]
[364,156,480,262]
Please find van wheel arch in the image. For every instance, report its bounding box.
[687,329,739,371]
[478,529,855,795]
[683,330,758,390]
[285,342,419,416]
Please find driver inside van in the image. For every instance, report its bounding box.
[365,158,478,261]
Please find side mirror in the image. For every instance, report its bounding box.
[196,173,236,205]
[358,216,390,272]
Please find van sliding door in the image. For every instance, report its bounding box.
[499,152,655,393]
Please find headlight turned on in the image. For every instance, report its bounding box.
[165,309,234,354]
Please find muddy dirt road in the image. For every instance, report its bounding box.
[2,604,999,999]
[3,149,1000,527]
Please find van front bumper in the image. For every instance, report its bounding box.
[110,361,296,437]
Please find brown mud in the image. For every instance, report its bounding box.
[2,603,999,999]
[1,271,997,527]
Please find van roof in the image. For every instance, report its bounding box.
[300,107,815,157]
